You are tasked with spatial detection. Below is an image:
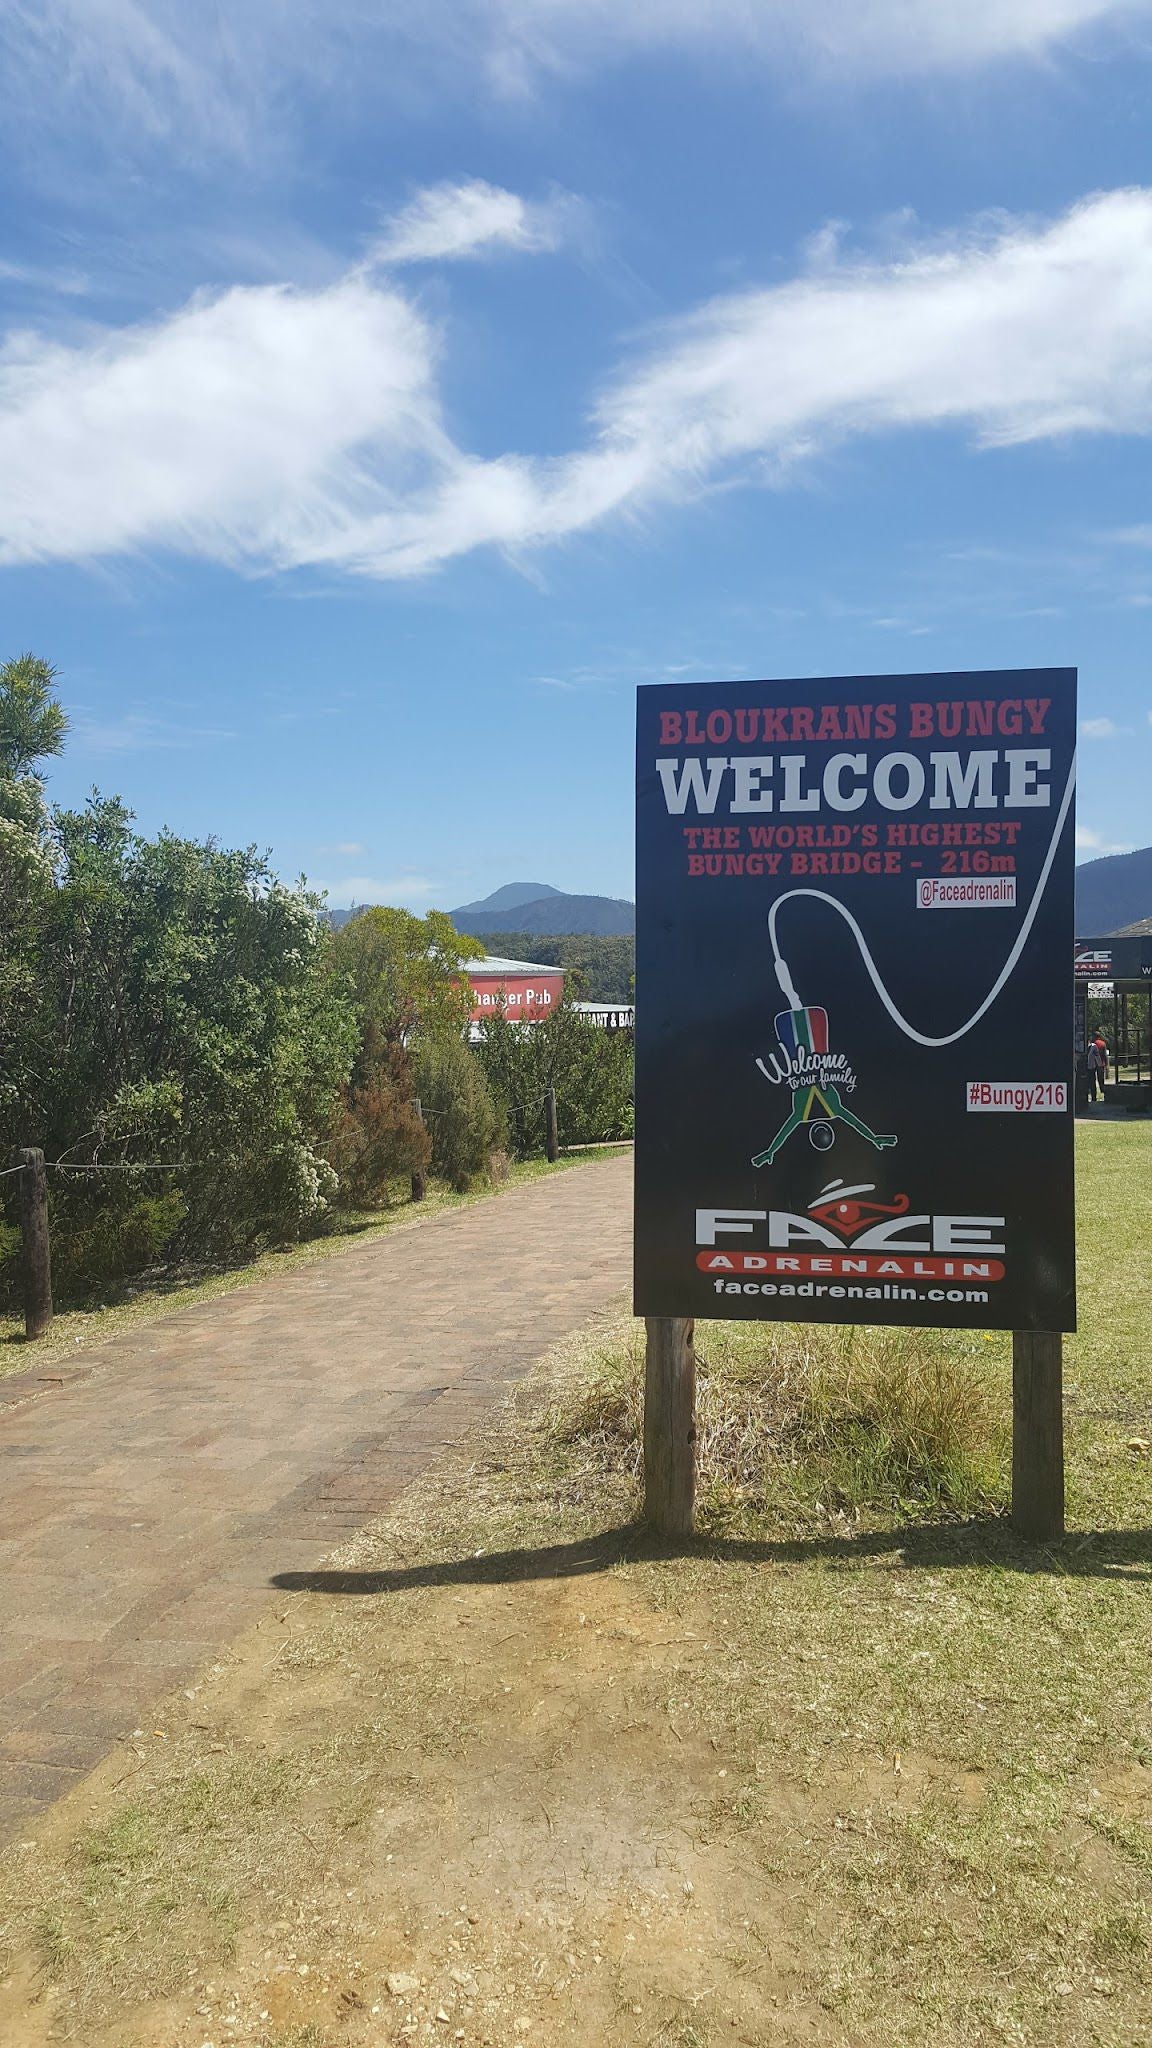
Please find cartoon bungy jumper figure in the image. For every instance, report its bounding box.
[752,1004,896,1167]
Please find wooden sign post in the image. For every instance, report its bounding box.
[643,1316,696,1536]
[643,1323,1066,1543]
[17,1147,53,1340]
[410,1099,427,1202]
[1011,1331,1064,1539]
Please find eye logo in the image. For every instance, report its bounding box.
[806,1182,911,1238]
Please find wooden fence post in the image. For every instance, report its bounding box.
[410,1099,427,1203]
[1012,1331,1064,1540]
[644,1316,696,1537]
[17,1147,53,1340]
[545,1087,559,1163]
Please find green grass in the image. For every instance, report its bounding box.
[31,1747,307,2001]
[527,1119,1152,2042]
[555,1315,1006,1532]
[1064,1122,1152,1526]
[0,1148,620,1380]
[0,1123,1148,2047]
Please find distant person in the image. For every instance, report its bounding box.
[1087,1032,1109,1103]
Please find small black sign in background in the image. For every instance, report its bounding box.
[634,669,1077,1331]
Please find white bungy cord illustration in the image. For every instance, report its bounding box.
[751,752,1077,1167]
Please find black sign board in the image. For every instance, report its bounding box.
[1075,936,1152,986]
[635,669,1077,1332]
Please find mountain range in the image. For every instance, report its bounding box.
[451,845,1152,941]
[449,882,635,937]
[329,846,1151,942]
[1074,844,1152,938]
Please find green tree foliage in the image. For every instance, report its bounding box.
[66,803,350,1254]
[332,907,482,1045]
[0,655,66,1128]
[51,1188,189,1301]
[471,932,634,1004]
[415,1035,504,1191]
[329,1026,431,1207]
[0,651,68,774]
[330,907,489,1200]
[2,754,358,1288]
[475,1006,633,1156]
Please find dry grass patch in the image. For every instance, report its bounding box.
[553,1317,1005,1529]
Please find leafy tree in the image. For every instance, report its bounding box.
[0,655,66,1125]
[0,651,68,775]
[415,1035,504,1190]
[332,907,482,1048]
[62,802,353,1246]
[475,1005,633,1155]
[2,772,359,1284]
[329,1026,431,1207]
[331,907,486,1198]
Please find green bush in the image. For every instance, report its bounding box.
[415,1038,504,1191]
[0,1216,19,1301]
[553,1022,633,1147]
[2,796,357,1266]
[47,1187,187,1303]
[329,1031,431,1207]
[474,1006,633,1156]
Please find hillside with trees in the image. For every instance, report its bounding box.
[1076,844,1152,934]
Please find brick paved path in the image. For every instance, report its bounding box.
[0,1157,631,1841]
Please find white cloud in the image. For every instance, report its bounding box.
[1077,825,1135,854]
[317,840,369,857]
[0,257,88,296]
[487,0,1152,86]
[3,0,1149,164]
[4,189,1152,579]
[1080,716,1131,736]
[371,180,574,265]
[317,874,439,908]
[0,274,451,565]
[71,709,238,752]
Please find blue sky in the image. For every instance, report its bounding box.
[2,0,1150,909]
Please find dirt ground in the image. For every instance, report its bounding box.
[0,1507,837,2046]
[5,1394,1148,2048]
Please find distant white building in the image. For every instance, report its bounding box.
[571,1001,635,1032]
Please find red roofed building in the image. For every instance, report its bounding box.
[464,954,565,1025]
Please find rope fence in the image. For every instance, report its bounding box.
[45,1161,189,1174]
[418,1090,551,1123]
[4,1077,628,1338]
[3,1086,613,1181]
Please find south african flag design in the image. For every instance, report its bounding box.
[774,1006,830,1058]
